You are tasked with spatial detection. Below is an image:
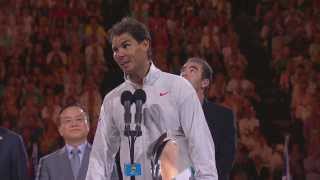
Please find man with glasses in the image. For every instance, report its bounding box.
[36,103,109,180]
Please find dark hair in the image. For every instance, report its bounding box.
[187,57,213,82]
[109,17,151,43]
[57,102,88,127]
[109,17,152,58]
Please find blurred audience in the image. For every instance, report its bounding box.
[1,0,319,179]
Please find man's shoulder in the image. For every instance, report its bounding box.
[0,127,22,144]
[160,71,185,82]
[84,143,92,154]
[40,147,65,164]
[0,127,9,135]
[0,127,18,137]
[103,82,128,101]
[205,100,233,115]
[159,71,194,91]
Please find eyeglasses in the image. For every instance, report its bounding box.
[61,118,87,126]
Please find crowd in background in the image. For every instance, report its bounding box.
[257,0,320,179]
[0,0,106,176]
[0,0,319,179]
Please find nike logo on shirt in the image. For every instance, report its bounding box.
[160,92,169,96]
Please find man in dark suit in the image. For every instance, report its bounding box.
[181,57,236,180]
[36,104,92,180]
[0,127,29,180]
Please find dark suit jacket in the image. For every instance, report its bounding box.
[36,144,91,180]
[0,127,29,180]
[202,99,236,180]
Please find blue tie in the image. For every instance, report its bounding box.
[70,148,81,178]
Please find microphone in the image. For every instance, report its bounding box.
[121,91,133,136]
[133,89,146,136]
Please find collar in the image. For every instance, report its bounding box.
[124,62,161,88]
[202,98,209,106]
[65,141,87,155]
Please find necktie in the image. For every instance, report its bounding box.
[70,148,81,178]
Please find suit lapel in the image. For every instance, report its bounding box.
[76,144,91,180]
[58,147,75,180]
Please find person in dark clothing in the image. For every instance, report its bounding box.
[181,57,237,180]
[0,127,29,180]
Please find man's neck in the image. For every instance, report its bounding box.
[66,139,86,148]
[130,74,144,86]
[129,61,151,86]
[197,91,205,105]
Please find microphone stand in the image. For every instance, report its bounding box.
[123,89,145,180]
[124,125,142,180]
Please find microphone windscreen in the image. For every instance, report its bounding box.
[134,89,146,104]
[121,91,133,105]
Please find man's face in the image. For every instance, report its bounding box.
[181,61,205,91]
[58,106,89,142]
[111,33,149,75]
